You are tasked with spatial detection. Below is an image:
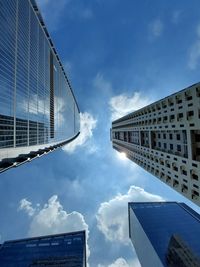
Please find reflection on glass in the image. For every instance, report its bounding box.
[0,0,80,171]
[0,231,86,267]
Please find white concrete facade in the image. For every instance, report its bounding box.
[112,83,200,206]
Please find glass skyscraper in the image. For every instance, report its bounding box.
[0,0,80,172]
[128,202,200,267]
[0,231,86,266]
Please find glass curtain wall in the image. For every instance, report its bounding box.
[0,0,80,167]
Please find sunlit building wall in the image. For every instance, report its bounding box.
[0,231,86,267]
[111,83,200,206]
[0,0,80,172]
[128,202,200,267]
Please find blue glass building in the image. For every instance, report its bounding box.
[0,231,86,266]
[128,202,200,267]
[0,0,80,172]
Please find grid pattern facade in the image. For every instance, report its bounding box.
[128,202,200,267]
[0,0,80,172]
[112,83,200,206]
[0,231,86,267]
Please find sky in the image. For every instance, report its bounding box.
[1,0,200,266]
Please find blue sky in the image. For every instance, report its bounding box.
[1,0,200,266]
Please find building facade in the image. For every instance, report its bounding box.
[128,202,200,267]
[111,83,200,205]
[0,0,80,172]
[0,231,86,266]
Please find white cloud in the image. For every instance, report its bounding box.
[36,0,70,31]
[36,0,50,8]
[188,24,200,70]
[80,8,93,19]
[37,0,93,23]
[149,19,163,38]
[98,258,141,267]
[96,186,164,245]
[64,61,72,74]
[188,40,200,69]
[197,24,200,38]
[93,73,113,93]
[18,199,35,217]
[22,94,65,129]
[171,10,182,24]
[19,195,90,259]
[98,258,130,267]
[109,92,151,121]
[63,112,97,153]
[67,5,94,20]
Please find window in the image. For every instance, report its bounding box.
[169,134,173,140]
[173,165,178,172]
[178,113,183,120]
[187,110,194,117]
[164,143,167,149]
[173,180,179,187]
[177,145,181,151]
[195,134,200,142]
[170,144,173,150]
[163,133,166,139]
[192,190,199,198]
[196,147,200,156]
[50,51,55,139]
[170,114,175,121]
[196,87,200,97]
[176,96,182,104]
[185,94,193,101]
[182,170,187,176]
[182,184,188,192]
[163,116,168,121]
[177,134,180,140]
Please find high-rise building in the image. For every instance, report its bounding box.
[0,0,80,173]
[111,83,200,205]
[128,202,200,267]
[0,230,86,266]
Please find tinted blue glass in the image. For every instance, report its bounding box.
[0,232,85,267]
[0,0,16,148]
[131,202,200,266]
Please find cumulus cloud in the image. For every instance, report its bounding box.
[109,92,151,121]
[171,10,182,24]
[188,24,200,70]
[149,19,163,38]
[96,186,164,244]
[93,73,112,93]
[64,61,72,74]
[36,0,69,31]
[18,195,90,259]
[63,112,97,153]
[188,40,200,69]
[19,199,35,217]
[80,8,93,19]
[98,258,141,267]
[98,258,129,267]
